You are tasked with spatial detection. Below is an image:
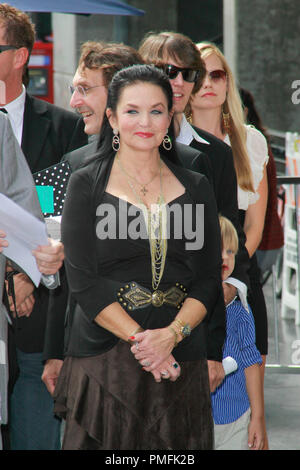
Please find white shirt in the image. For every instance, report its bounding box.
[222,126,269,308]
[176,114,248,309]
[4,85,26,146]
[224,125,269,210]
[176,114,209,146]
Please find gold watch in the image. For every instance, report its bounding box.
[173,318,192,339]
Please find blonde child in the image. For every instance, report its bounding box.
[212,216,264,450]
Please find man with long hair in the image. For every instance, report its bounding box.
[139,32,250,392]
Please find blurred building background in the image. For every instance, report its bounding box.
[29,0,300,138]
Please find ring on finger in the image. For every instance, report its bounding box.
[172,362,179,369]
[161,370,169,377]
[143,361,151,367]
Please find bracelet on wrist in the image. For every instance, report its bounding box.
[171,317,192,340]
[167,325,179,347]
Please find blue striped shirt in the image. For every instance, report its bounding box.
[211,299,262,424]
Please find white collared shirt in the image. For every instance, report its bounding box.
[175,114,248,309]
[4,85,26,145]
[176,114,209,146]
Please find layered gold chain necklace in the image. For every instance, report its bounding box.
[116,154,167,291]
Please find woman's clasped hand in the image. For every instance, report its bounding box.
[130,328,181,382]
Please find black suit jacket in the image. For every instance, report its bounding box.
[178,126,250,361]
[15,94,88,353]
[188,126,250,287]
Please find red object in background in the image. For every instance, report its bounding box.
[27,41,54,103]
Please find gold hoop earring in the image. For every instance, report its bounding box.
[112,129,120,152]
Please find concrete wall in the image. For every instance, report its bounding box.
[53,1,300,133]
[53,12,116,110]
[126,0,178,48]
[53,1,178,109]
[224,0,300,133]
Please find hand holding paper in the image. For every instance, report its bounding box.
[0,193,48,286]
[0,229,9,252]
[32,238,64,275]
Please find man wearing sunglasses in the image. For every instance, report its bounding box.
[0,4,87,450]
[139,32,250,393]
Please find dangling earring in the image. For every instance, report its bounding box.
[162,130,172,151]
[112,129,120,152]
[186,112,193,124]
[185,103,193,124]
[222,105,231,136]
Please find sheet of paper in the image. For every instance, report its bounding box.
[0,193,48,287]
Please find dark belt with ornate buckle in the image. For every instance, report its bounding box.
[117,281,188,311]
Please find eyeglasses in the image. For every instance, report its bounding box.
[206,69,227,82]
[162,64,200,83]
[69,84,105,97]
[0,45,18,53]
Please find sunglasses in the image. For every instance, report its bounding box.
[206,69,227,82]
[162,64,200,83]
[0,45,19,53]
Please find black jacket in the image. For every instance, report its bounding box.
[186,126,250,287]
[61,152,224,360]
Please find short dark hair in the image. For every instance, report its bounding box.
[138,31,206,93]
[0,3,35,56]
[78,41,144,89]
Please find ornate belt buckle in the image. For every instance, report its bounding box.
[151,290,164,307]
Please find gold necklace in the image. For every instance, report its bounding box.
[116,154,159,196]
[116,154,167,291]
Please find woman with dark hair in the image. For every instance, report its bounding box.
[53,64,223,450]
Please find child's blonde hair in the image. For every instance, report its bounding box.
[219,215,239,254]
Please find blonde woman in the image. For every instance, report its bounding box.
[189,42,269,448]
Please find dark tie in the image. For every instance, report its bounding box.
[0,108,7,113]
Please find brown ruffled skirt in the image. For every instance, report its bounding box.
[53,341,213,450]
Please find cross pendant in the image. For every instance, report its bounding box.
[140,186,148,196]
